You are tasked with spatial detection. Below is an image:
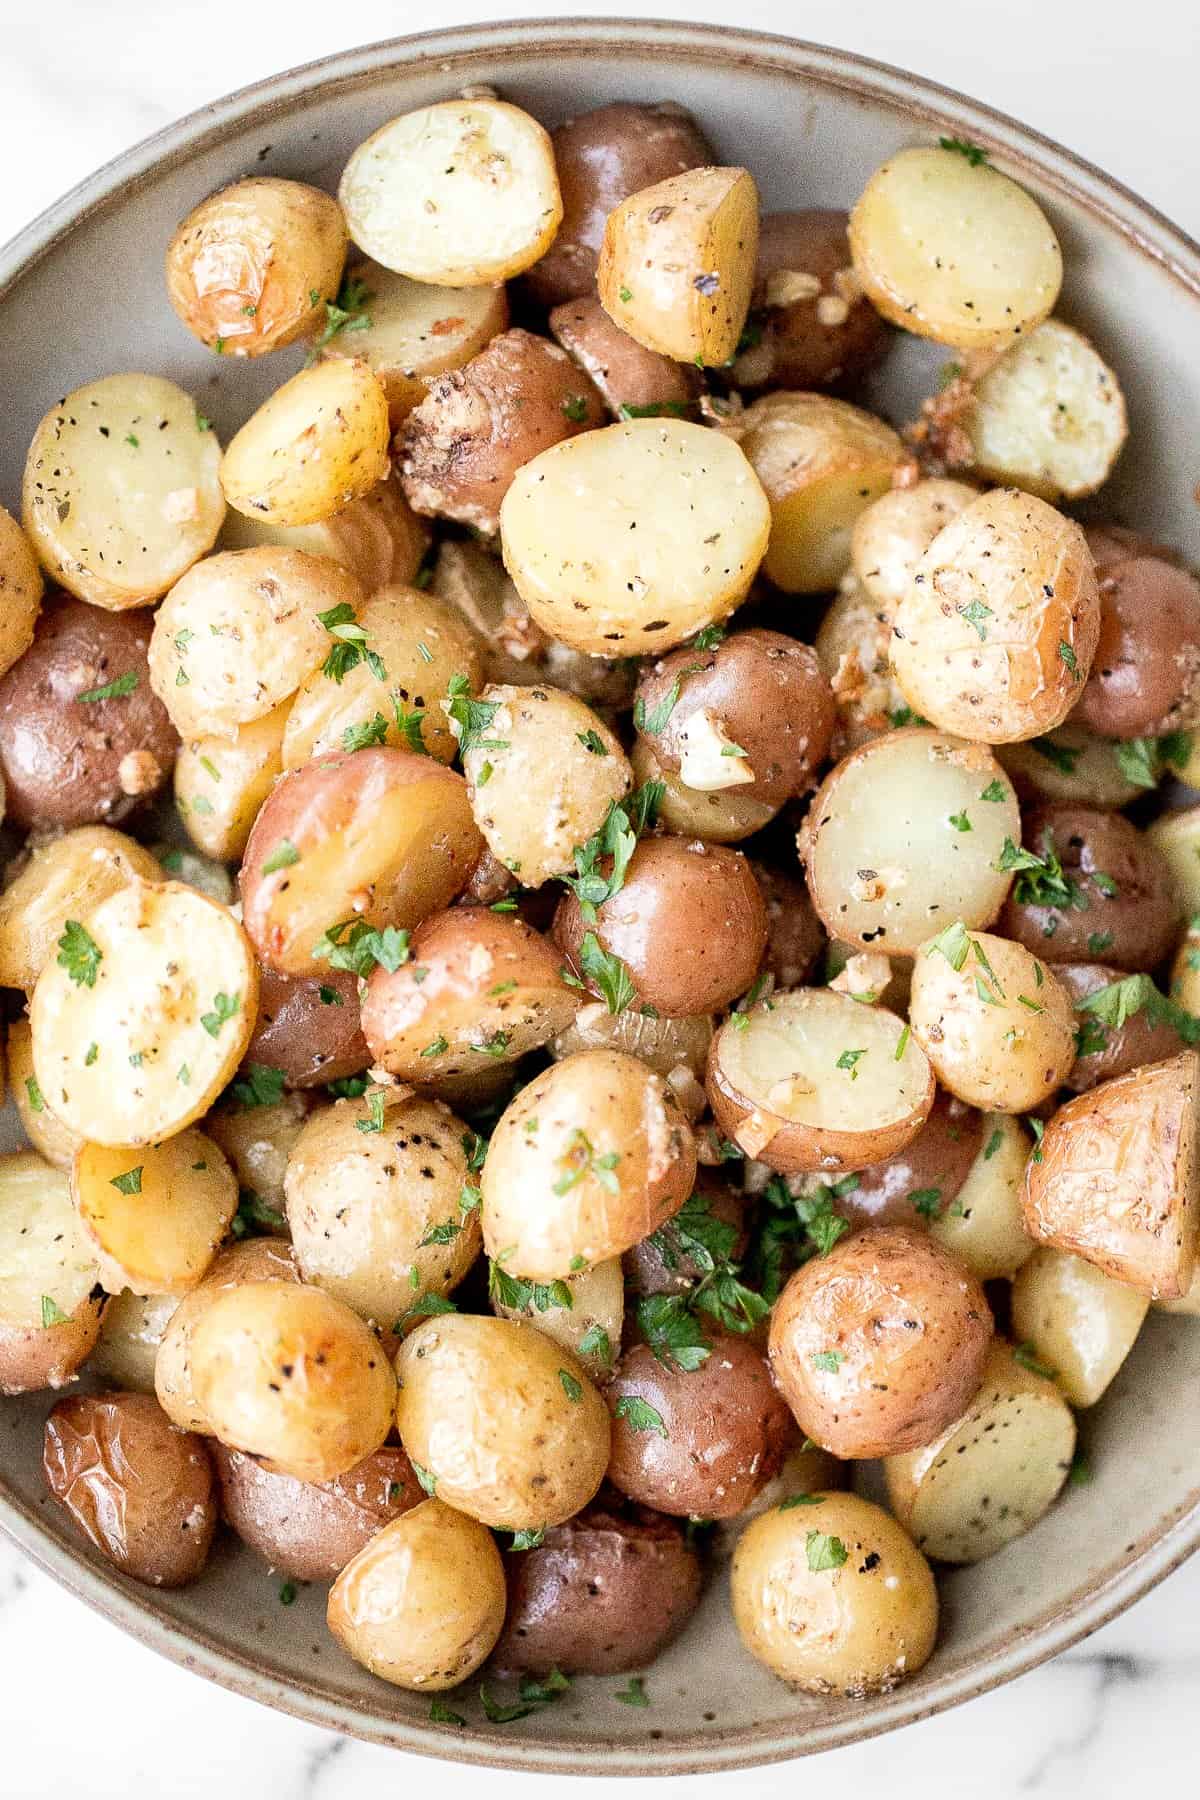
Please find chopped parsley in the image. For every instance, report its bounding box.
[810,1350,844,1373]
[40,1296,69,1327]
[445,673,508,755]
[312,918,410,977]
[200,991,240,1037]
[634,680,681,736]
[57,920,102,987]
[1014,1341,1056,1381]
[509,1527,546,1551]
[938,135,988,165]
[77,671,138,704]
[110,1166,143,1195]
[562,393,590,422]
[948,810,972,832]
[959,599,993,641]
[355,1089,387,1134]
[412,1461,438,1497]
[577,729,608,755]
[24,1077,45,1114]
[231,1191,287,1238]
[577,1323,612,1365]
[230,1064,287,1109]
[996,833,1087,912]
[560,781,664,923]
[637,1293,712,1371]
[615,1676,649,1708]
[614,1395,668,1437]
[318,602,386,684]
[578,932,637,1015]
[342,711,390,753]
[1057,641,1079,679]
[261,839,300,874]
[805,1530,848,1572]
[558,1368,583,1403]
[312,272,373,349]
[836,1048,866,1079]
[488,1261,574,1314]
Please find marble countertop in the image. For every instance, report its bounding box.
[2,2,1198,1794]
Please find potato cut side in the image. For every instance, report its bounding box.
[219,472,430,592]
[339,100,562,286]
[30,881,259,1148]
[1011,1247,1148,1407]
[0,1152,104,1394]
[967,321,1127,501]
[175,704,288,863]
[1023,1052,1200,1299]
[929,1111,1034,1280]
[72,1130,237,1297]
[500,420,770,655]
[850,479,977,619]
[21,373,225,608]
[884,1341,1075,1563]
[220,358,390,527]
[706,988,934,1173]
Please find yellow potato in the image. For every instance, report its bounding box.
[72,1130,237,1297]
[1147,806,1200,916]
[219,471,430,592]
[491,1253,622,1383]
[998,726,1144,811]
[220,358,390,527]
[88,1288,179,1393]
[0,826,161,993]
[849,479,977,618]
[174,704,288,862]
[967,320,1127,501]
[154,1237,298,1433]
[813,574,909,750]
[0,504,44,678]
[929,1111,1034,1280]
[1011,1247,1148,1406]
[205,1092,309,1216]
[0,1152,104,1395]
[8,1020,82,1171]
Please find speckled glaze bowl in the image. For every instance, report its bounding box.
[2,18,1199,1777]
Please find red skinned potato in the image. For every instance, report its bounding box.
[43,1392,216,1586]
[623,1174,747,1297]
[1073,555,1200,740]
[767,1224,993,1459]
[835,1091,983,1229]
[1060,962,1187,1093]
[549,296,702,419]
[1023,1052,1200,1299]
[0,1152,104,1395]
[526,100,714,308]
[213,1443,420,1581]
[244,966,369,1089]
[554,837,768,1019]
[0,598,177,831]
[731,209,890,392]
[492,1499,703,1675]
[398,329,603,536]
[632,629,835,808]
[751,862,826,990]
[606,1336,793,1519]
[240,747,482,975]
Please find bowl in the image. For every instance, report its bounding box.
[2,18,1199,1777]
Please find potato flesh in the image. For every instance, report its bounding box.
[175,703,288,862]
[0,505,44,678]
[89,1289,178,1393]
[8,1020,82,1170]
[30,880,259,1147]
[848,147,1062,350]
[21,373,225,608]
[803,730,1019,954]
[0,825,161,993]
[968,321,1127,500]
[338,101,562,286]
[929,1111,1034,1280]
[0,1152,100,1329]
[220,358,390,527]
[500,420,770,656]
[1011,1247,1148,1406]
[72,1130,237,1297]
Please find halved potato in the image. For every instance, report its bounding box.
[338,100,562,285]
[883,1340,1075,1563]
[8,1019,83,1171]
[1011,1246,1148,1407]
[0,504,44,678]
[598,166,758,366]
[706,988,934,1173]
[850,479,978,618]
[967,321,1127,501]
[88,1289,179,1393]
[0,1152,104,1395]
[72,1130,237,1297]
[219,471,430,592]
[490,1254,622,1383]
[220,359,390,527]
[30,881,259,1147]
[1023,1052,1200,1299]
[175,704,288,862]
[0,826,161,994]
[929,1111,1034,1280]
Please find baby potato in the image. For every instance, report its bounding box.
[239,748,481,974]
[481,1049,696,1279]
[399,328,604,536]
[458,684,631,888]
[1061,962,1186,1092]
[72,1129,237,1297]
[174,703,286,863]
[706,988,934,1174]
[243,967,368,1089]
[30,880,259,1147]
[606,1335,793,1518]
[527,100,714,307]
[998,725,1144,811]
[0,504,44,677]
[733,1492,937,1696]
[967,320,1127,501]
[165,177,348,355]
[1023,1051,1200,1299]
[554,838,768,1018]
[849,144,1062,350]
[813,575,909,750]
[0,826,160,993]
[623,1171,746,1298]
[395,1314,609,1529]
[999,806,1178,971]
[598,165,759,366]
[833,1090,983,1230]
[1174,921,1200,1017]
[492,1255,623,1383]
[633,629,835,807]
[284,1090,481,1326]
[149,548,364,741]
[220,358,390,527]
[1074,554,1200,742]
[362,906,579,1079]
[9,1020,84,1170]
[0,1151,103,1395]
[190,1278,395,1481]
[549,295,702,419]
[552,1005,713,1122]
[22,373,225,609]
[89,1289,179,1394]
[883,1340,1075,1564]
[731,208,891,393]
[631,739,778,843]
[215,1442,420,1581]
[909,926,1075,1111]
[712,1442,847,1559]
[281,585,483,768]
[206,1091,309,1215]
[1148,806,1200,917]
[928,1110,1035,1280]
[890,488,1100,743]
[492,1499,702,1675]
[340,99,561,286]
[736,392,905,594]
[43,1392,217,1587]
[154,1237,298,1433]
[1012,1247,1148,1407]
[850,478,977,618]
[0,599,178,832]
[800,729,1020,955]
[500,419,770,656]
[752,863,826,992]
[328,1498,507,1691]
[769,1223,992,1458]
[220,470,430,592]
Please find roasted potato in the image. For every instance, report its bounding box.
[849,479,977,618]
[631,739,778,844]
[622,1172,746,1298]
[1061,961,1186,1091]
[967,320,1127,501]
[154,1237,298,1434]
[173,704,285,860]
[1148,806,1200,916]
[220,358,390,527]
[88,1288,179,1394]
[998,725,1144,811]
[812,576,908,750]
[551,1005,714,1123]
[928,1110,1035,1280]
[753,862,826,991]
[214,1442,420,1580]
[9,1020,83,1170]
[833,1090,983,1229]
[220,470,430,592]
[1074,554,1200,741]
[1011,1247,1148,1406]
[72,1129,237,1296]
[711,1441,847,1558]
[998,806,1178,971]
[491,1254,623,1383]
[205,1090,309,1217]
[730,209,890,393]
[0,1151,103,1395]
[549,295,702,419]
[768,1224,993,1459]
[0,826,160,993]
[0,504,44,678]
[242,967,368,1090]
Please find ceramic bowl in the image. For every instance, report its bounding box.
[1,18,1199,1777]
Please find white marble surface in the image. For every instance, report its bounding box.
[2,1,1199,1794]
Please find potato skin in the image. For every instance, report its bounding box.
[0,504,44,679]
[554,838,768,1018]
[1060,962,1185,1092]
[221,358,391,528]
[0,825,161,994]
[43,1392,216,1587]
[1075,555,1200,740]
[526,101,714,308]
[732,209,890,392]
[606,1336,793,1519]
[753,862,826,990]
[0,599,177,830]
[243,966,368,1089]
[623,1172,746,1297]
[768,1224,993,1459]
[999,805,1178,971]
[492,1500,703,1675]
[214,1443,420,1580]
[154,1238,298,1435]
[549,296,701,418]
[836,1091,982,1229]
[399,329,603,536]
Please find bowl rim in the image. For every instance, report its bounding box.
[2,17,1199,1776]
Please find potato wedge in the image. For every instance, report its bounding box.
[1011,1246,1148,1406]
[30,880,259,1147]
[0,504,44,678]
[929,1111,1035,1280]
[967,321,1127,501]
[339,100,562,285]
[850,479,977,619]
[72,1130,236,1297]
[175,703,288,862]
[220,471,430,593]
[0,826,161,993]
[0,1152,104,1395]
[1022,1052,1200,1299]
[220,358,390,527]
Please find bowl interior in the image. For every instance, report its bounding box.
[2,21,1199,1776]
